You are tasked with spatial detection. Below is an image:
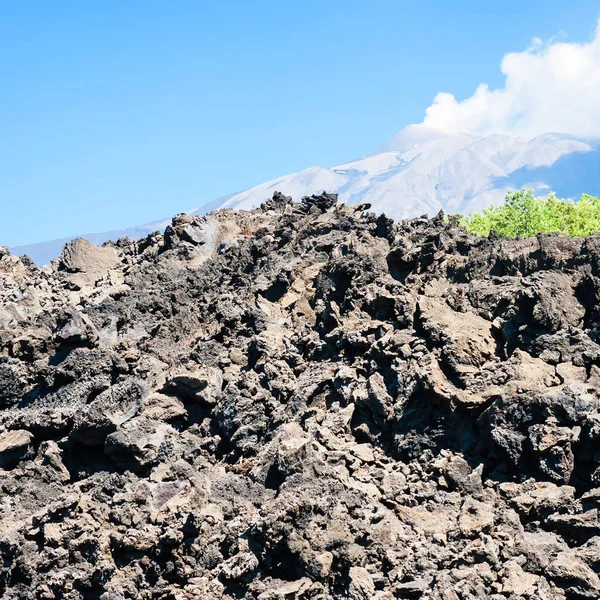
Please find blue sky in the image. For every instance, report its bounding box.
[1,1,599,247]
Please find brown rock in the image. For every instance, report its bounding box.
[0,429,33,468]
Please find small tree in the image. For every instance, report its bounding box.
[460,189,600,238]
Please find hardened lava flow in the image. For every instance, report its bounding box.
[1,192,600,599]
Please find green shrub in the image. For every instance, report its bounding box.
[459,189,600,238]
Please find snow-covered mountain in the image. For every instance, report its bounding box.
[187,125,594,218]
[12,125,600,264]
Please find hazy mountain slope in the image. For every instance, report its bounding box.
[11,222,168,267]
[11,191,242,266]
[498,146,600,198]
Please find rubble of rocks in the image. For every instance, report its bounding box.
[1,192,600,599]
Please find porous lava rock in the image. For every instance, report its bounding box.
[1,194,600,598]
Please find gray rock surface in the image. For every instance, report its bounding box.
[0,194,600,598]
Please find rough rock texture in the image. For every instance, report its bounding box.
[2,192,600,599]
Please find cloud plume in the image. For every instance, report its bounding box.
[423,22,600,138]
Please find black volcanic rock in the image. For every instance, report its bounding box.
[0,193,600,598]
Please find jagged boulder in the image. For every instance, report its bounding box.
[59,237,120,274]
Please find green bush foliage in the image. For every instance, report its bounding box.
[459,189,600,238]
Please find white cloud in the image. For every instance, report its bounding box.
[422,22,600,138]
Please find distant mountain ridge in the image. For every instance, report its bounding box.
[11,124,599,265]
